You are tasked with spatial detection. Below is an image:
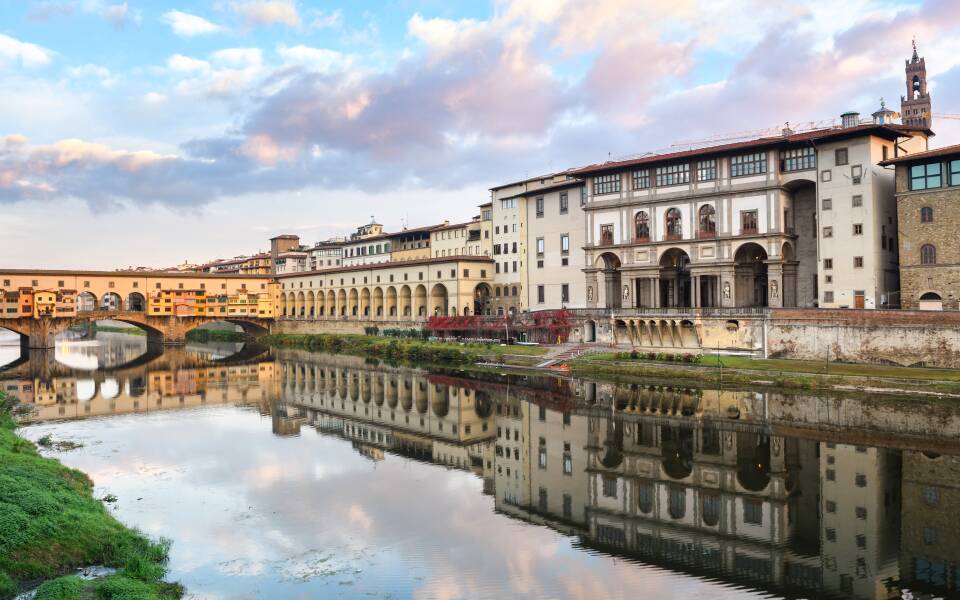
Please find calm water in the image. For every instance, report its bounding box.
[2,333,959,600]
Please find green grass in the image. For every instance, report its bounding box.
[0,393,182,599]
[261,333,547,365]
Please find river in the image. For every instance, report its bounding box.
[1,332,958,599]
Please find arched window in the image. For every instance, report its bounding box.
[921,244,936,265]
[665,208,682,240]
[921,206,934,223]
[634,211,650,241]
[698,204,716,237]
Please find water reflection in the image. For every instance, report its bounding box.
[6,347,960,599]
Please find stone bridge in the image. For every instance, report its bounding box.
[1,310,273,349]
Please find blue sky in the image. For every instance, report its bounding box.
[1,0,959,269]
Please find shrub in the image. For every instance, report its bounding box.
[629,351,639,360]
[33,575,85,600]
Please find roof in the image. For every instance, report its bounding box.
[432,221,474,232]
[0,268,270,279]
[270,234,300,240]
[517,179,583,197]
[570,123,924,176]
[387,223,448,237]
[489,169,582,191]
[879,143,960,166]
[275,255,495,279]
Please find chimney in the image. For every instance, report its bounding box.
[841,111,860,128]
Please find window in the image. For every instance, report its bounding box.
[855,474,867,487]
[923,527,938,546]
[559,192,568,214]
[594,174,621,195]
[921,206,934,223]
[638,483,654,514]
[697,159,716,181]
[602,476,617,498]
[535,196,544,217]
[600,224,614,246]
[560,234,570,254]
[634,211,650,241]
[656,163,690,186]
[821,169,832,182]
[853,223,863,235]
[921,244,936,265]
[826,528,837,542]
[850,195,863,208]
[780,147,816,172]
[826,469,836,481]
[835,148,848,166]
[665,208,682,240]
[632,169,650,189]
[951,160,960,186]
[500,198,518,209]
[823,226,833,238]
[855,506,867,519]
[580,186,587,207]
[824,258,833,269]
[744,500,763,525]
[563,451,572,475]
[698,204,716,237]
[822,198,832,210]
[561,284,569,303]
[741,210,758,235]
[536,238,545,256]
[851,164,862,184]
[911,162,942,190]
[731,152,767,177]
[702,493,720,526]
[853,256,863,268]
[563,494,572,518]
[825,500,837,513]
[537,285,545,304]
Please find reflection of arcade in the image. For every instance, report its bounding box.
[8,355,279,423]
[274,354,499,473]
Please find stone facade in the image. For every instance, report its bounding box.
[888,148,960,309]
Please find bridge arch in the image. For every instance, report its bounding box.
[100,292,122,311]
[77,292,97,312]
[125,292,146,312]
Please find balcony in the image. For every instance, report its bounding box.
[697,230,716,239]
[664,232,682,241]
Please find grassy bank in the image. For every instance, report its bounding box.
[184,329,249,343]
[571,353,960,396]
[261,333,546,365]
[0,394,182,599]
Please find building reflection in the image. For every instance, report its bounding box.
[5,349,960,599]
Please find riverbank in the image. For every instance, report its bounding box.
[184,329,249,343]
[69,324,146,337]
[260,333,547,365]
[569,352,960,396]
[0,394,182,600]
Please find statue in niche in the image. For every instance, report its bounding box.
[587,286,593,302]
[622,285,630,300]
[770,280,779,298]
[722,281,731,300]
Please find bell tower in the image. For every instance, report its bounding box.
[901,39,932,129]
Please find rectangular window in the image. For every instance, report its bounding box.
[741,210,758,235]
[821,169,832,182]
[852,194,862,207]
[632,169,650,189]
[851,164,862,184]
[823,226,833,238]
[780,147,816,172]
[824,258,833,269]
[602,476,617,498]
[559,192,568,213]
[580,186,587,207]
[535,196,544,217]
[655,163,690,187]
[911,162,942,190]
[822,198,832,210]
[744,500,763,525]
[600,224,614,246]
[560,234,570,254]
[563,494,572,518]
[500,198,518,209]
[731,152,767,177]
[950,160,960,186]
[593,174,620,195]
[853,223,863,235]
[835,148,848,166]
[561,284,569,303]
[854,256,863,268]
[697,159,716,181]
[536,237,544,256]
[537,285,545,303]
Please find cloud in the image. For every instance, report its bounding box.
[102,2,136,29]
[309,9,342,30]
[26,1,75,22]
[143,92,167,105]
[276,45,351,73]
[161,10,224,37]
[167,54,211,74]
[0,34,54,68]
[212,48,263,70]
[231,0,301,29]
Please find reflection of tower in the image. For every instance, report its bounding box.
[901,39,932,129]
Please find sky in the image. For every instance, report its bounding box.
[1,0,960,270]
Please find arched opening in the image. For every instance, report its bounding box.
[373,287,384,318]
[736,432,771,492]
[99,292,122,311]
[661,424,694,479]
[306,291,315,317]
[337,289,347,316]
[667,487,686,520]
[702,492,721,526]
[921,244,937,265]
[584,319,596,343]
[349,289,359,317]
[125,292,146,312]
[430,283,449,316]
[316,291,325,317]
[361,288,371,317]
[734,243,768,307]
[77,292,97,312]
[296,291,305,317]
[0,326,26,369]
[387,286,399,318]
[659,248,691,308]
[399,285,411,317]
[919,291,943,311]
[414,285,427,317]
[698,204,716,238]
[327,291,336,317]
[279,293,288,317]
[913,74,921,99]
[596,252,622,309]
[474,283,493,316]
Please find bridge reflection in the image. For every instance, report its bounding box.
[6,351,960,599]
